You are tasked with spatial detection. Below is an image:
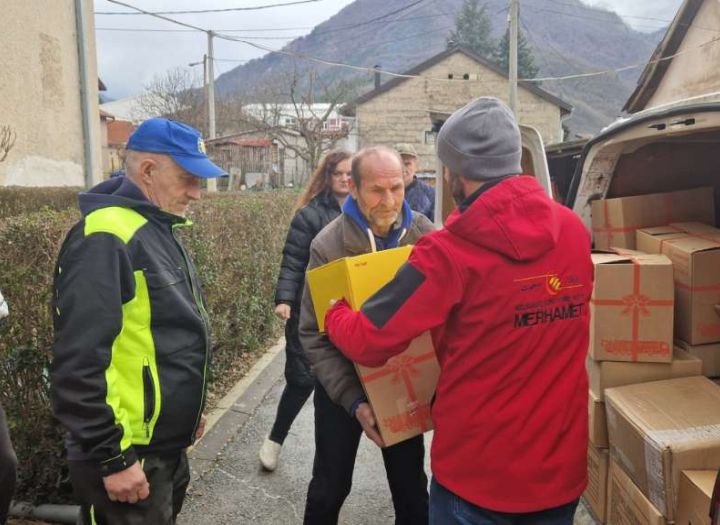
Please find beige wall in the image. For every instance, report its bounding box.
[356,52,564,172]
[0,1,102,187]
[646,0,720,109]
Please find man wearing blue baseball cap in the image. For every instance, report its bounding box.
[50,119,226,524]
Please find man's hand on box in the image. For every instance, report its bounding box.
[274,304,291,321]
[355,402,386,448]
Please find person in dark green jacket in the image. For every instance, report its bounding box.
[50,118,226,525]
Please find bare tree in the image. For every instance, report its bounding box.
[0,126,16,163]
[136,67,206,132]
[134,67,247,138]
[238,64,355,182]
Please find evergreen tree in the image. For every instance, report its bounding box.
[447,0,495,59]
[494,28,540,80]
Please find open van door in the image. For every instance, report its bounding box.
[434,124,551,227]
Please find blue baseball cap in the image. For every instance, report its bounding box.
[127,118,226,179]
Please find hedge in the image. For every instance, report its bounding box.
[0,187,80,219]
[0,190,296,502]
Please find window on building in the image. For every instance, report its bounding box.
[425,131,437,145]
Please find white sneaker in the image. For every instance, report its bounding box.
[259,437,282,471]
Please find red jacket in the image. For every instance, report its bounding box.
[326,176,592,513]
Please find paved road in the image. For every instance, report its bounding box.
[179,349,598,524]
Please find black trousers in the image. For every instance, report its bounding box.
[304,383,429,525]
[0,403,17,525]
[69,451,190,525]
[270,314,315,445]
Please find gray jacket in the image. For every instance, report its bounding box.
[299,211,434,413]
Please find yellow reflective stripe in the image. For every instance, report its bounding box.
[84,206,147,244]
[106,271,161,448]
[90,505,97,525]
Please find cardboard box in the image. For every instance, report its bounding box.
[306,245,414,332]
[607,459,666,525]
[605,376,720,521]
[306,246,440,447]
[676,340,720,378]
[675,470,717,525]
[591,187,714,251]
[590,252,674,362]
[636,222,720,345]
[589,390,609,449]
[585,444,610,523]
[587,349,703,400]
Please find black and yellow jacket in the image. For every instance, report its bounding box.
[50,177,211,475]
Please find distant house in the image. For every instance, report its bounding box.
[207,133,280,190]
[106,118,136,174]
[343,45,572,174]
[624,0,720,113]
[100,95,163,125]
[222,103,358,183]
[1,2,102,186]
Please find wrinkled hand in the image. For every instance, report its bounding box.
[103,462,150,504]
[274,304,291,321]
[196,414,207,441]
[355,403,386,448]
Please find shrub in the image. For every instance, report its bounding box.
[0,191,295,502]
[0,187,80,219]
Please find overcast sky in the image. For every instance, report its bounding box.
[95,0,684,100]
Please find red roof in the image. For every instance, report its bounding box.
[107,120,136,146]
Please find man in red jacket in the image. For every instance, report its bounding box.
[325,97,593,524]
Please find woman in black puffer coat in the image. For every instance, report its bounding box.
[259,149,352,471]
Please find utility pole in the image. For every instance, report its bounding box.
[509,0,519,116]
[207,31,218,192]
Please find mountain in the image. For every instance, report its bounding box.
[215,0,666,137]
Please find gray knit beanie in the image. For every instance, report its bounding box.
[437,97,522,181]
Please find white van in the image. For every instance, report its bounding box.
[568,103,720,231]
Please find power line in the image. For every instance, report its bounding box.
[96,13,457,34]
[542,0,713,30]
[103,0,720,86]
[96,0,325,15]
[523,34,720,82]
[308,0,430,36]
[96,26,313,33]
[96,28,302,40]
[527,1,720,34]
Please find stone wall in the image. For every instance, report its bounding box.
[0,1,101,187]
[356,51,565,172]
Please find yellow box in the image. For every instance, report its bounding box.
[306,246,440,447]
[307,245,413,332]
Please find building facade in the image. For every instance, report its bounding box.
[0,1,101,187]
[347,46,571,174]
[624,0,720,113]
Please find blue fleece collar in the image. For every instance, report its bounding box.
[342,197,413,251]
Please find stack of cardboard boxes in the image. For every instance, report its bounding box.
[586,187,720,524]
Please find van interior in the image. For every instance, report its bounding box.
[570,105,720,231]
